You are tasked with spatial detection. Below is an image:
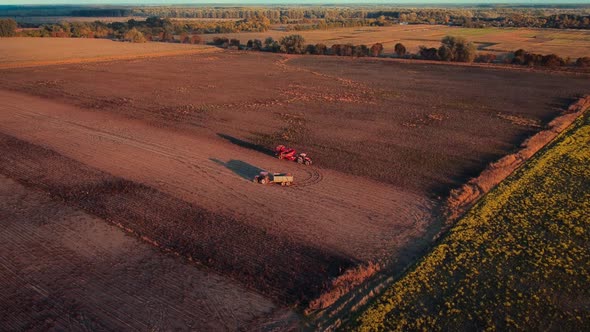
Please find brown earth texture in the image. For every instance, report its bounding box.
[1,39,589,330]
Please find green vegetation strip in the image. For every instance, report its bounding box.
[354,112,590,331]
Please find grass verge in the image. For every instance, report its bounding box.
[352,111,590,331]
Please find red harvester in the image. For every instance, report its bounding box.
[275,145,313,165]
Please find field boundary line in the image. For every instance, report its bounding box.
[307,94,590,331]
[441,94,590,233]
[279,52,590,76]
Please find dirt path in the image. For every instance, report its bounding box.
[0,175,275,331]
[0,89,435,264]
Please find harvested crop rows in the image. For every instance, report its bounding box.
[0,174,275,331]
[0,38,219,69]
[0,132,353,306]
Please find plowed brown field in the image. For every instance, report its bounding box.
[1,42,589,329]
[0,174,275,331]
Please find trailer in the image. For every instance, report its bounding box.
[253,172,294,186]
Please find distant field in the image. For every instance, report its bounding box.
[203,25,590,59]
[7,16,240,24]
[0,38,217,68]
[355,109,590,331]
[7,16,146,24]
[5,23,589,59]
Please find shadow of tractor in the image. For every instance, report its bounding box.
[217,133,275,157]
[210,158,265,180]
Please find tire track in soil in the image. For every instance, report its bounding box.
[0,91,434,266]
[0,133,354,307]
[9,107,330,229]
[6,107,272,219]
[294,167,324,188]
[0,89,437,318]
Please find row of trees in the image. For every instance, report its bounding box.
[125,6,590,29]
[17,17,270,39]
[150,29,590,68]
[510,49,590,68]
[7,5,589,30]
[217,34,476,63]
[222,34,589,69]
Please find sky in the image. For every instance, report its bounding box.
[0,0,588,5]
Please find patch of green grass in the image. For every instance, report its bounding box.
[451,27,500,37]
[352,111,590,331]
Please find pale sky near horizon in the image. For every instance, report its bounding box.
[1,0,588,5]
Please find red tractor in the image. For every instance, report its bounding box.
[275,145,313,165]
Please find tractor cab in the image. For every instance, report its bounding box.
[275,145,313,165]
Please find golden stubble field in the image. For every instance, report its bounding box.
[203,24,590,59]
[0,37,219,68]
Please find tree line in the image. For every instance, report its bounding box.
[14,17,270,39]
[3,15,588,69]
[214,34,476,62]
[214,33,590,69]
[0,18,17,37]
[129,6,590,29]
[3,5,589,30]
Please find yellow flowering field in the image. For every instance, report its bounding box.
[353,112,590,331]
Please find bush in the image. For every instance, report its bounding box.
[576,57,590,67]
[438,45,452,61]
[279,34,305,54]
[419,46,439,60]
[394,43,407,57]
[512,49,566,67]
[355,45,370,57]
[304,44,317,55]
[212,36,229,46]
[247,39,262,50]
[160,31,175,43]
[475,53,497,63]
[342,44,354,56]
[315,43,327,55]
[0,18,17,37]
[370,43,384,57]
[439,36,477,62]
[331,44,343,56]
[512,49,528,65]
[230,38,240,48]
[264,37,281,52]
[124,28,146,43]
[542,54,566,67]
